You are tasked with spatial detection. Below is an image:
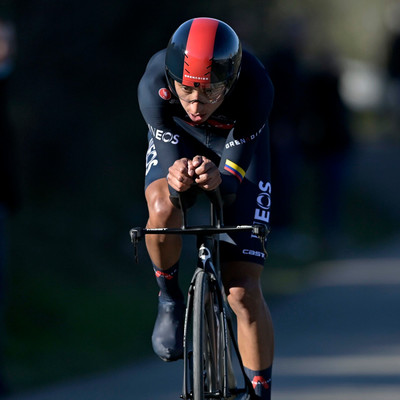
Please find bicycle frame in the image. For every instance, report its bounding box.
[130,189,268,399]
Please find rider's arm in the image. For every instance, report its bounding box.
[218,124,270,195]
[138,50,199,177]
[218,55,274,196]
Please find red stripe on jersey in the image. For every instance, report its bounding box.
[182,18,219,87]
[224,165,243,182]
[207,118,234,130]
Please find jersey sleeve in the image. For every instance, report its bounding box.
[138,50,198,176]
[219,53,274,195]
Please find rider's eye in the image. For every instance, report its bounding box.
[205,85,225,99]
[181,86,192,93]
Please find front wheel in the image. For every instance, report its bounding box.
[192,270,222,399]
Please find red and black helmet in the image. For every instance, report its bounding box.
[165,17,242,95]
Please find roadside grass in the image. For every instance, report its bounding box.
[4,197,158,392]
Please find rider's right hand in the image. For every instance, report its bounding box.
[167,158,195,192]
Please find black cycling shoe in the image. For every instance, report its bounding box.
[152,299,185,362]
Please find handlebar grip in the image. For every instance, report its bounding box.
[130,227,143,243]
[252,224,269,237]
[129,228,144,263]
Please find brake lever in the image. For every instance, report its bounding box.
[252,224,270,258]
[129,228,143,263]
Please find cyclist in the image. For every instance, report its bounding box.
[138,17,274,399]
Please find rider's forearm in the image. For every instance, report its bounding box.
[219,173,240,197]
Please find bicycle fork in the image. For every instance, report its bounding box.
[181,246,237,399]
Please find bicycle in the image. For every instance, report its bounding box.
[130,188,269,399]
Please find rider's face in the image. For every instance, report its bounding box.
[174,82,224,124]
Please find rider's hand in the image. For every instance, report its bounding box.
[190,156,222,191]
[167,158,195,192]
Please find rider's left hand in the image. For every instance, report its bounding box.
[190,156,222,191]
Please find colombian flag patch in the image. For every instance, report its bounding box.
[224,159,245,183]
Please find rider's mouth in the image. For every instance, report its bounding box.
[189,113,206,122]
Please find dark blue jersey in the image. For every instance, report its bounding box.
[138,48,274,265]
[138,48,274,196]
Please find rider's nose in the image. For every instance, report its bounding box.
[190,90,201,102]
[188,98,203,113]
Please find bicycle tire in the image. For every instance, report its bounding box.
[192,270,222,399]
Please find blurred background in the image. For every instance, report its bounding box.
[0,0,399,396]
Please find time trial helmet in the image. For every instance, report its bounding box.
[165,17,242,100]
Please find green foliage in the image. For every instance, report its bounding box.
[4,195,156,390]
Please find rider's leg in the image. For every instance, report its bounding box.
[222,261,274,400]
[145,178,182,269]
[145,178,185,361]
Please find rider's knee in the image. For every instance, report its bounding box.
[226,280,264,323]
[147,193,179,226]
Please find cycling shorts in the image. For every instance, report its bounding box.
[144,131,272,267]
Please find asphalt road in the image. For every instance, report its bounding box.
[5,237,400,400]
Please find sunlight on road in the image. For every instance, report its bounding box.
[274,386,400,400]
[276,352,400,376]
[274,348,400,400]
[273,256,400,400]
[309,258,400,286]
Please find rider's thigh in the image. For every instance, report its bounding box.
[221,261,262,288]
[145,178,181,228]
